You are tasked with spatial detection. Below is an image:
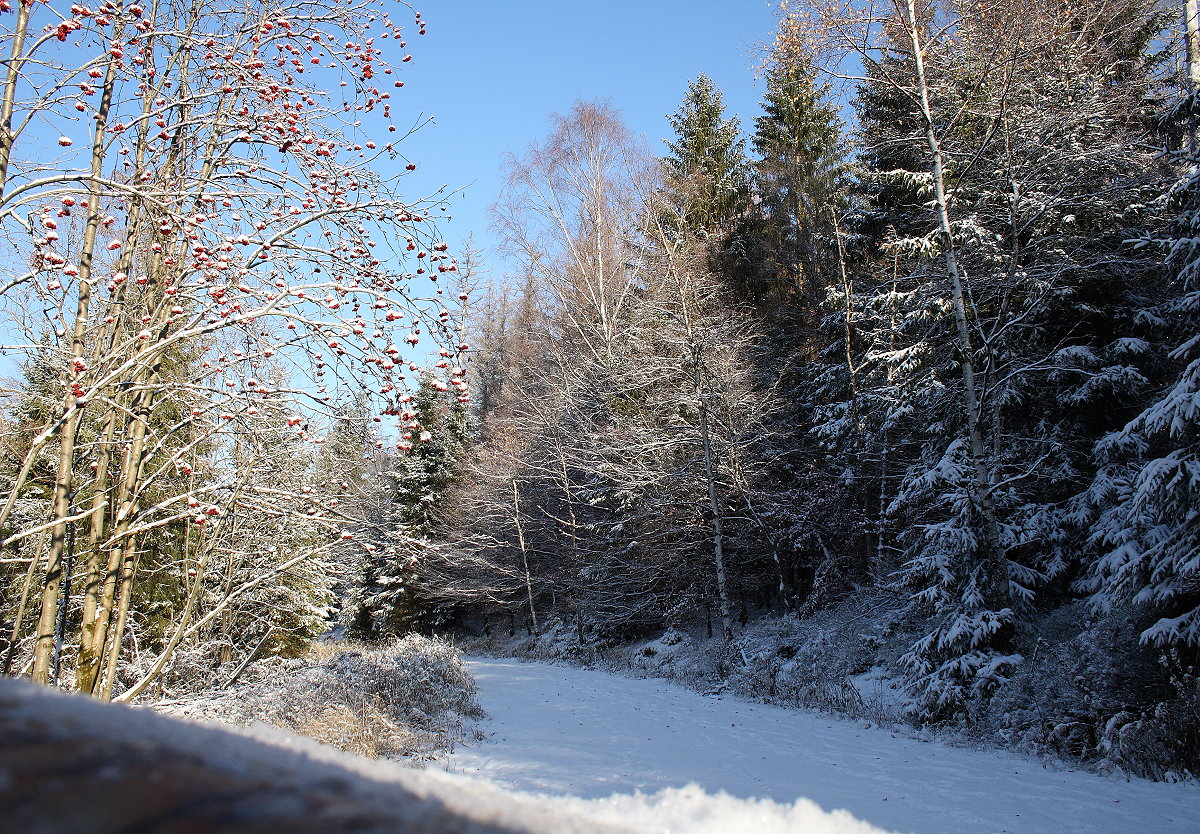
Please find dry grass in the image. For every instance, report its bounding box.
[158,634,482,762]
[296,699,427,760]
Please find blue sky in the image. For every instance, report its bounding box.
[395,0,782,279]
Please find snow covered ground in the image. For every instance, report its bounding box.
[0,676,881,834]
[4,659,1196,834]
[447,657,1200,834]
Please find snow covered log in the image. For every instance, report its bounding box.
[0,678,623,834]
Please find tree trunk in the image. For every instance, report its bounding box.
[50,524,76,686]
[696,359,733,641]
[831,210,860,434]
[98,538,139,701]
[1187,0,1200,154]
[0,0,33,195]
[904,0,1006,602]
[114,527,204,702]
[30,410,83,684]
[3,539,44,676]
[78,192,149,691]
[29,38,123,684]
[76,408,120,693]
[90,383,154,697]
[512,481,537,636]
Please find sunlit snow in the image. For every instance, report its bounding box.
[446,658,1200,834]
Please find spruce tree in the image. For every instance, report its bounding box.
[664,73,751,235]
[1083,97,1200,649]
[347,378,470,638]
[751,20,845,299]
[393,378,470,539]
[839,0,1167,720]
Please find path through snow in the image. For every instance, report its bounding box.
[447,657,1199,834]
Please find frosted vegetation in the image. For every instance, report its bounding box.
[156,635,482,761]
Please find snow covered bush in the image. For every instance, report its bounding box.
[981,606,1145,756]
[977,603,1200,780]
[721,605,905,718]
[596,599,910,720]
[1093,644,1200,781]
[458,617,610,667]
[527,618,601,665]
[733,636,865,716]
[158,635,482,762]
[628,628,693,673]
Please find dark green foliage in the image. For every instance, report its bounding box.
[392,380,470,538]
[663,73,752,235]
[347,379,471,639]
[750,42,846,301]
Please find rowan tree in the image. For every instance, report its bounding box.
[0,0,468,698]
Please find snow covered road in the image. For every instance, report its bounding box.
[447,657,1200,834]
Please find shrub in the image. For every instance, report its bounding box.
[157,634,482,762]
[980,604,1200,780]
